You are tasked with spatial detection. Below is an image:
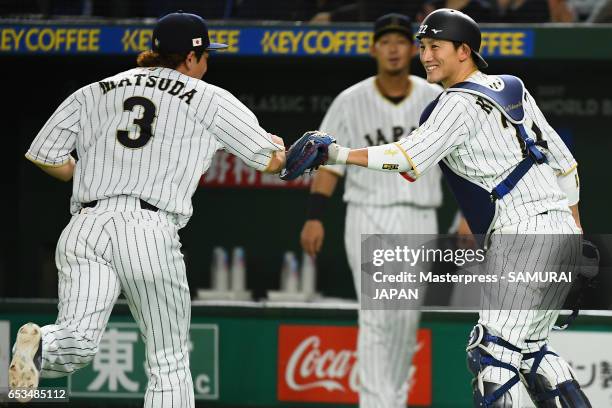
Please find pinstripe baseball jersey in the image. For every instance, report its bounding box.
[26,66,281,227]
[397,71,577,230]
[322,75,443,207]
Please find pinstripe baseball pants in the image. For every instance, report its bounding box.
[39,196,194,408]
[345,203,437,408]
[478,210,582,405]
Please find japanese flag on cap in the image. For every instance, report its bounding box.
[152,12,228,54]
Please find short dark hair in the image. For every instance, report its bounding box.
[374,13,413,43]
[136,49,205,69]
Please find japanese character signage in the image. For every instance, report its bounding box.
[550,331,612,406]
[68,322,218,400]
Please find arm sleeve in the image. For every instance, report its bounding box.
[396,93,474,179]
[208,89,282,171]
[318,94,349,176]
[25,92,80,166]
[524,91,577,175]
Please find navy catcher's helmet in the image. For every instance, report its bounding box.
[416,8,487,69]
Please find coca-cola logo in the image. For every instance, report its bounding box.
[285,335,359,392]
[278,325,432,405]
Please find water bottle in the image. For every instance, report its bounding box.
[230,247,246,292]
[211,247,229,291]
[281,251,299,293]
[301,252,316,296]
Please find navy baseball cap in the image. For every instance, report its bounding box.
[152,12,228,54]
[374,13,413,42]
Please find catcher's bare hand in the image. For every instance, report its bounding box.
[456,216,477,249]
[301,220,325,257]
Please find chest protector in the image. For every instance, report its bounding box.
[417,75,548,245]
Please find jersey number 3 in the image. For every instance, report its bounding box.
[117,96,157,149]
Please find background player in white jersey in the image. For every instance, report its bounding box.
[298,8,591,408]
[300,14,443,408]
[9,12,286,405]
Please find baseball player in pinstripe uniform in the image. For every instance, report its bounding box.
[9,12,286,405]
[307,8,591,408]
[300,14,443,408]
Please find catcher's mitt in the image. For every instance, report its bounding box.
[280,131,336,181]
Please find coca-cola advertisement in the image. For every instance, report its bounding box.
[277,325,432,405]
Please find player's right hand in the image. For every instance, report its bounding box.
[269,133,285,149]
[264,134,287,173]
[301,220,325,257]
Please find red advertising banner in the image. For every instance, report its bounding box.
[199,151,311,189]
[277,325,432,406]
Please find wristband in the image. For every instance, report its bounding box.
[327,143,350,165]
[306,193,330,220]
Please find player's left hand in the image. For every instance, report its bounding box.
[280,131,336,181]
[301,220,325,257]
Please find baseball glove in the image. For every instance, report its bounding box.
[280,131,336,181]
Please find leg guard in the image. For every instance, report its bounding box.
[467,324,522,408]
[522,345,591,408]
[558,380,591,408]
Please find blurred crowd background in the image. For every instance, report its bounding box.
[1,0,612,23]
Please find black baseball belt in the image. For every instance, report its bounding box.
[82,199,159,212]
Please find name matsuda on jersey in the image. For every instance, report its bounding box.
[98,73,197,105]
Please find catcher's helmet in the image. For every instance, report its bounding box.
[416,8,487,69]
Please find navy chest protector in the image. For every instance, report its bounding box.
[419,75,548,243]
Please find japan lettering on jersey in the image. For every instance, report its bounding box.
[321,76,444,207]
